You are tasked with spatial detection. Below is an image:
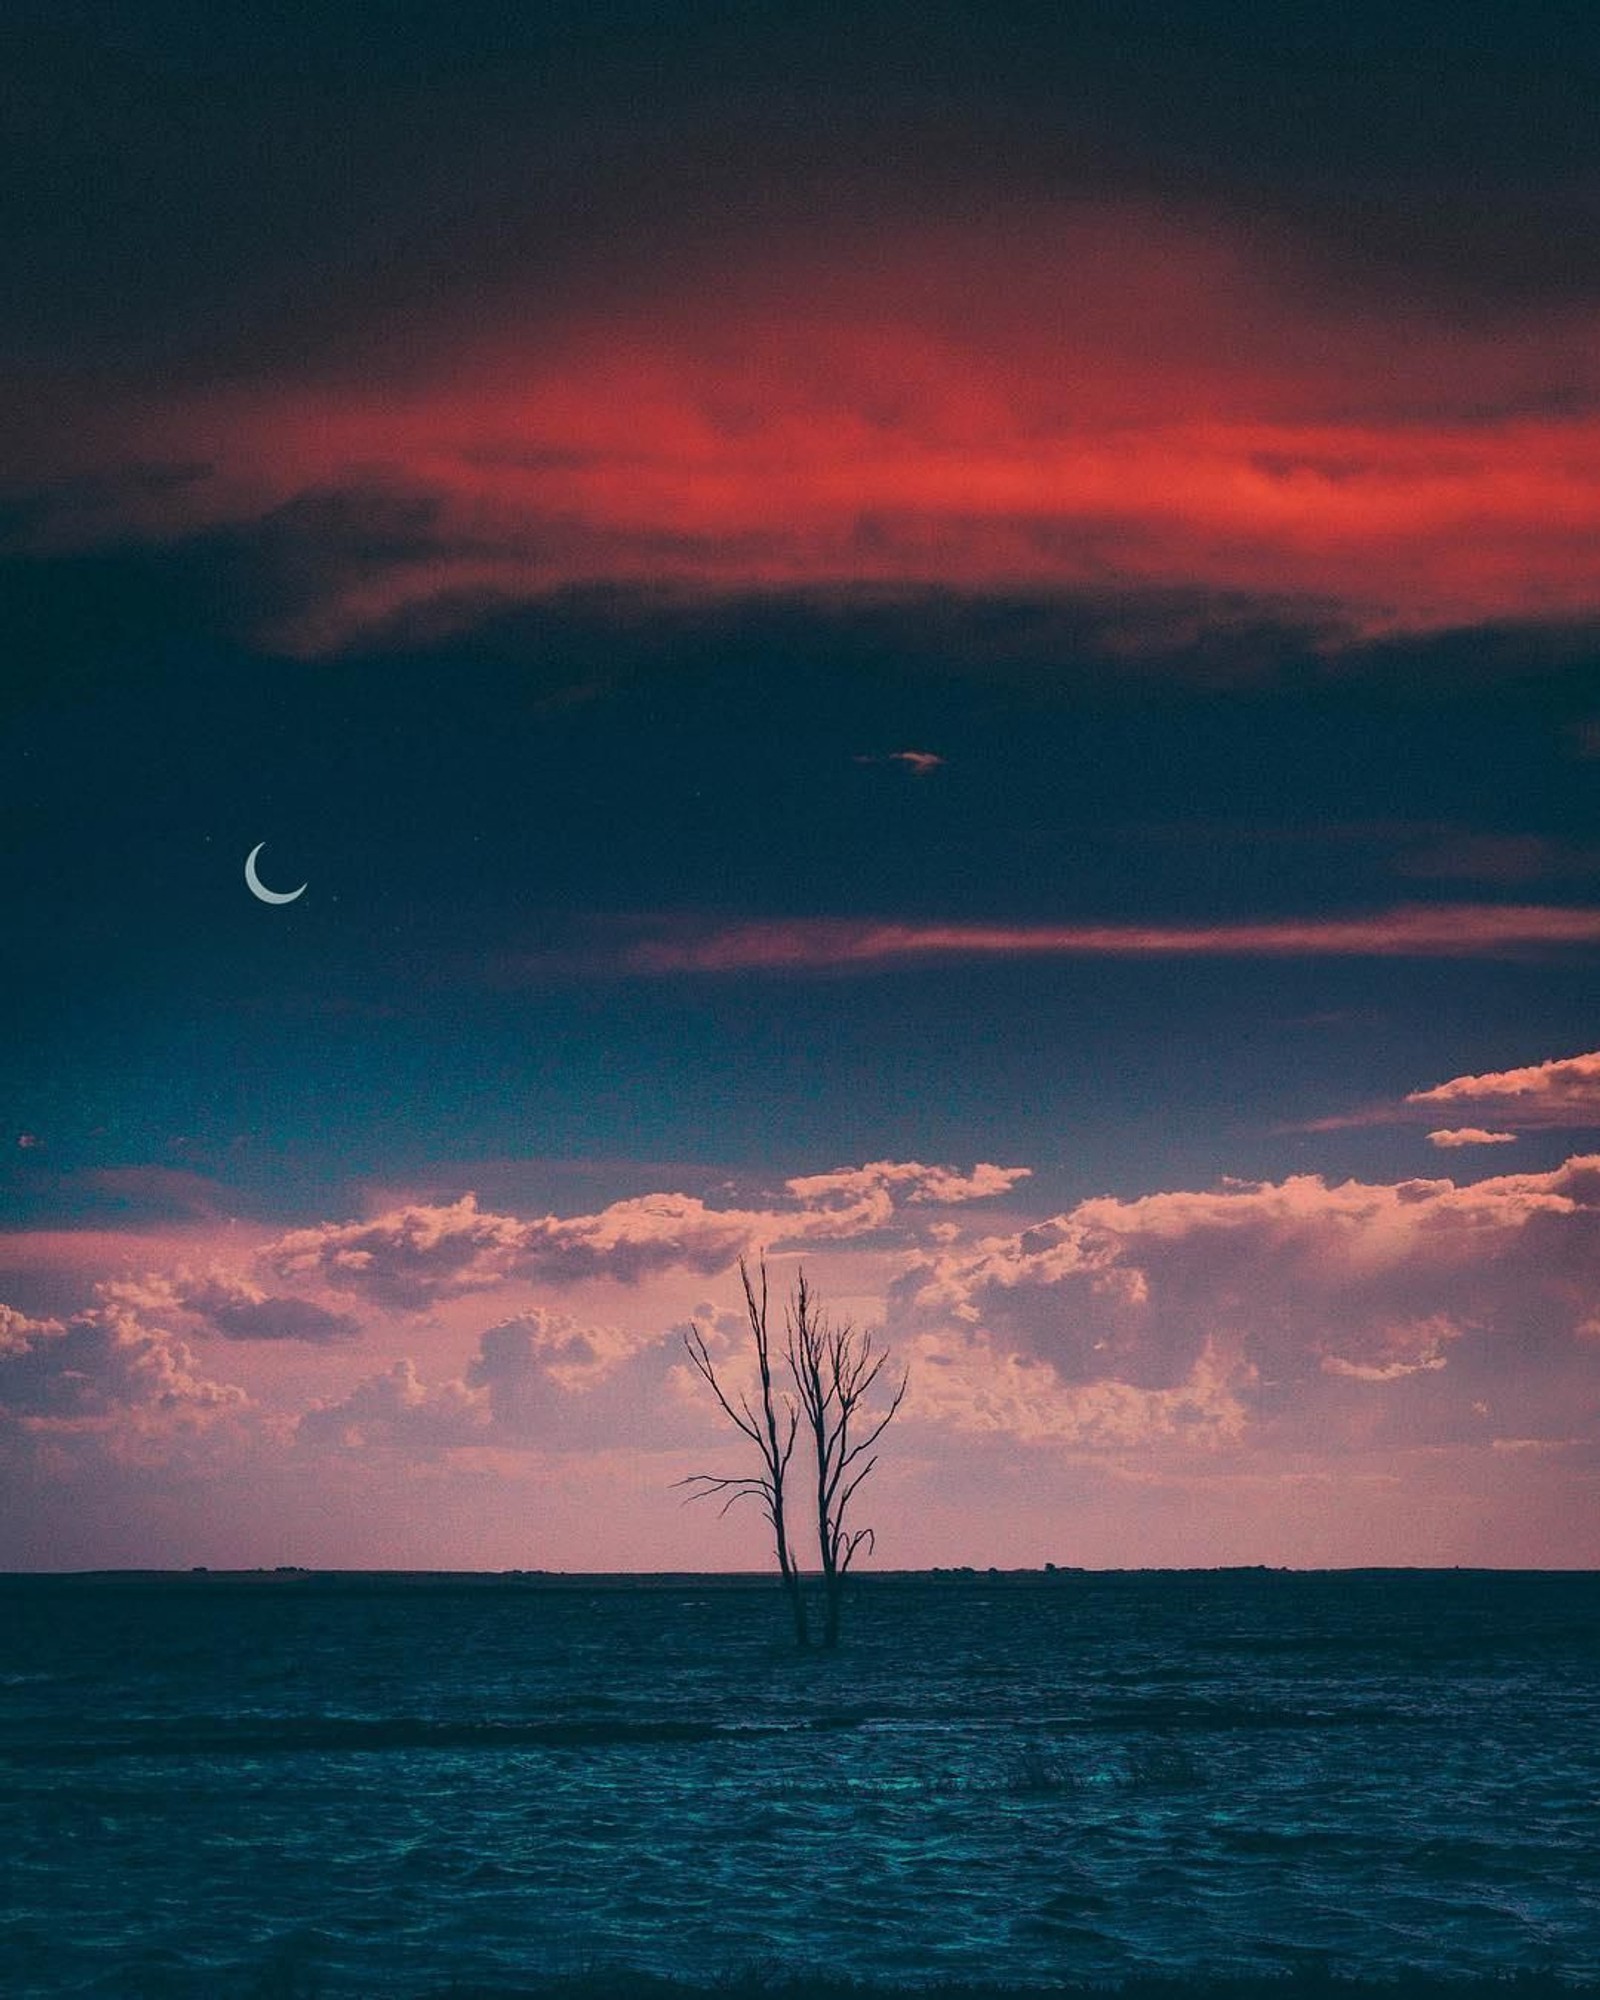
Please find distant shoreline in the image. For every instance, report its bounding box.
[3,1564,1598,1586]
[95,1965,1600,1999]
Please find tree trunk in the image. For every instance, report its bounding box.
[780,1556,809,1647]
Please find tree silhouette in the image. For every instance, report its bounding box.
[679,1259,907,1648]
[785,1268,909,1649]
[678,1258,809,1648]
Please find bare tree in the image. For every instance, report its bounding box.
[678,1257,810,1648]
[786,1268,909,1649]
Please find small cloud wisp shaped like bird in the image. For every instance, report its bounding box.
[854,749,945,776]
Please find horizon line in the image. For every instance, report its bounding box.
[4,1563,1595,1581]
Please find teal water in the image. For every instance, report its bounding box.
[2,1570,1598,1995]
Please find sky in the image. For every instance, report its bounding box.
[3,0,1599,1571]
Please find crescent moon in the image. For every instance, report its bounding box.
[244,843,307,905]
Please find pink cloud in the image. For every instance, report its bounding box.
[100,1267,360,1343]
[298,1358,488,1453]
[622,905,1600,974]
[782,1160,1031,1226]
[265,1196,534,1306]
[1427,1128,1519,1148]
[262,1192,760,1307]
[1406,1049,1600,1129]
[888,1156,1600,1454]
[0,1305,66,1352]
[904,1325,1250,1451]
[7,1152,1600,1567]
[261,1165,1023,1307]
[299,1304,704,1457]
[0,1296,248,1433]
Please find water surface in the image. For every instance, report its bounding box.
[2,1569,1597,1995]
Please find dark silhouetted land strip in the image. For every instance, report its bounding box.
[420,1976,1600,2000]
[112,1968,1600,2000]
[95,1961,1600,1999]
[421,1976,1600,2000]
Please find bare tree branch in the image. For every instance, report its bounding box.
[679,1255,810,1647]
[681,1323,764,1445]
[678,1259,908,1650]
[784,1268,909,1648]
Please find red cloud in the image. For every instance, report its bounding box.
[30,203,1600,650]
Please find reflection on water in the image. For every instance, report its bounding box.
[1,1570,1598,1995]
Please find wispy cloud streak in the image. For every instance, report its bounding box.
[622,905,1600,974]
